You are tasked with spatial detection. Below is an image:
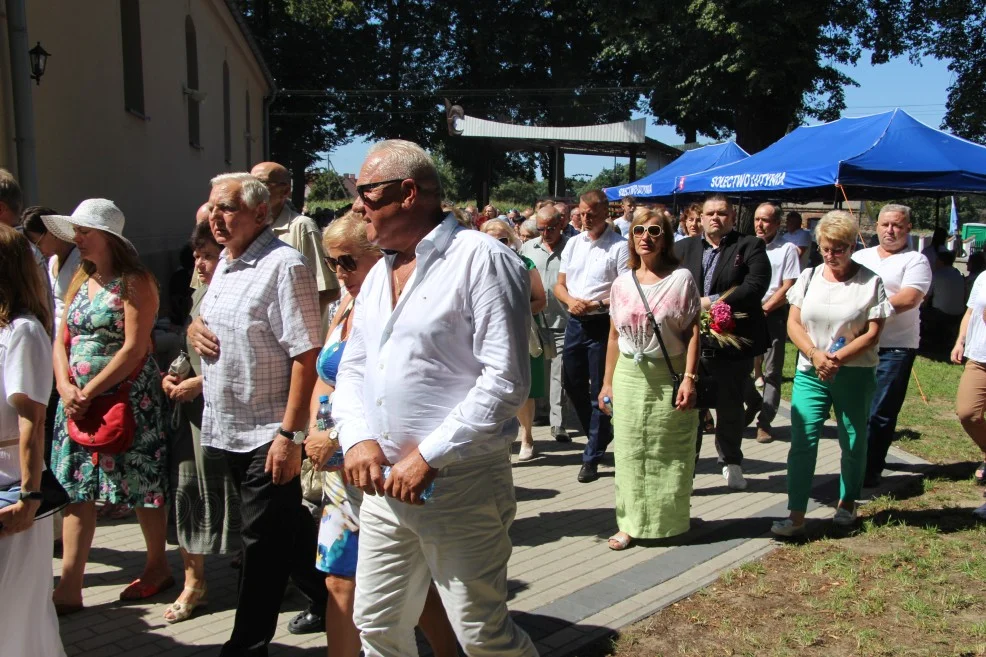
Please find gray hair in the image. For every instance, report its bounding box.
[366,139,443,198]
[879,203,911,223]
[210,172,271,223]
[536,205,561,223]
[519,217,539,237]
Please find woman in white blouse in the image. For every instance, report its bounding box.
[598,209,700,551]
[773,211,888,537]
[0,226,66,657]
[950,272,986,519]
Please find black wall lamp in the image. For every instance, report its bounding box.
[29,41,50,85]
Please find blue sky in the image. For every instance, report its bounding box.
[321,54,954,180]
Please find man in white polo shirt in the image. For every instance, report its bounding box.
[554,189,629,483]
[853,203,932,486]
[744,202,800,443]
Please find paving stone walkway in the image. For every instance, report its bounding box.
[55,400,926,656]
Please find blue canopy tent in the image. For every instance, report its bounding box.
[604,141,749,201]
[674,110,986,201]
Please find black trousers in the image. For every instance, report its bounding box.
[696,356,754,466]
[217,442,327,657]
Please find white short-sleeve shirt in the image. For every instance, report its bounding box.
[787,265,890,372]
[963,275,986,364]
[852,246,932,349]
[558,229,629,307]
[763,238,801,303]
[0,316,53,486]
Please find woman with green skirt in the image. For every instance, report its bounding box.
[599,209,701,550]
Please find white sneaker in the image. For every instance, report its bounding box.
[770,519,805,537]
[723,464,747,490]
[833,506,857,526]
[517,443,535,461]
[754,376,765,391]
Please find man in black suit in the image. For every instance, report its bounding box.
[674,194,770,491]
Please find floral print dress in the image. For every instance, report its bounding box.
[51,278,169,507]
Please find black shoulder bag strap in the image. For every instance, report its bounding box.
[630,270,682,390]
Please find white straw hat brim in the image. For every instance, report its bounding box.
[41,214,138,254]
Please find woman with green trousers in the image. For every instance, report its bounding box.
[772,211,890,537]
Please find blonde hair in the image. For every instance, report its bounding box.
[0,225,53,338]
[815,210,858,247]
[480,219,521,250]
[627,209,679,271]
[322,212,382,258]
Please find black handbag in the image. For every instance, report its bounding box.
[631,270,717,410]
[0,469,70,523]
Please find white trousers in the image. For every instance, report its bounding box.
[354,451,538,657]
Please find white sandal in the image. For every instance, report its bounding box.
[608,533,632,551]
[163,586,207,624]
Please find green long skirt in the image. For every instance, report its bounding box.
[613,352,699,539]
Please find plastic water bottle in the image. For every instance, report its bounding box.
[829,336,846,354]
[382,465,435,502]
[603,396,614,416]
[315,395,345,470]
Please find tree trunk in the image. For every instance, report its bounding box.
[291,159,306,210]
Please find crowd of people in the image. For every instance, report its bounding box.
[1,138,985,657]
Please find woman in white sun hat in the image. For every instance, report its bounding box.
[44,199,173,614]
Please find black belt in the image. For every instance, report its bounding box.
[573,313,609,322]
[701,348,717,359]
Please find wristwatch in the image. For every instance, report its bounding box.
[278,428,307,445]
[19,489,43,502]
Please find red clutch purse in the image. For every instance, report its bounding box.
[63,326,144,455]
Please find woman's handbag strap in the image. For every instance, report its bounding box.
[630,270,681,385]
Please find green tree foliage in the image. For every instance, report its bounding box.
[490,179,549,206]
[597,0,986,151]
[305,169,351,203]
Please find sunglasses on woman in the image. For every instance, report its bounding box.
[324,253,358,273]
[632,225,663,238]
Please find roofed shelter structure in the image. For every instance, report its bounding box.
[446,106,680,205]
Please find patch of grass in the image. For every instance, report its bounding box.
[581,346,986,657]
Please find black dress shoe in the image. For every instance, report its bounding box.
[288,608,325,635]
[862,473,882,489]
[577,462,598,483]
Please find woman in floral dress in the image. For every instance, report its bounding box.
[43,200,173,613]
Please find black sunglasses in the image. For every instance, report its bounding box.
[536,224,560,232]
[632,225,663,238]
[355,178,406,202]
[324,253,358,273]
[497,237,510,244]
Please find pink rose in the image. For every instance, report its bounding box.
[144,492,155,504]
[76,361,91,376]
[152,494,165,507]
[71,336,81,346]
[74,470,84,481]
[139,394,151,410]
[99,455,115,472]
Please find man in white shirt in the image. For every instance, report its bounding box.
[852,204,932,487]
[554,189,629,483]
[744,202,800,443]
[923,248,966,353]
[782,211,813,269]
[521,205,571,442]
[614,196,635,237]
[333,140,537,657]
